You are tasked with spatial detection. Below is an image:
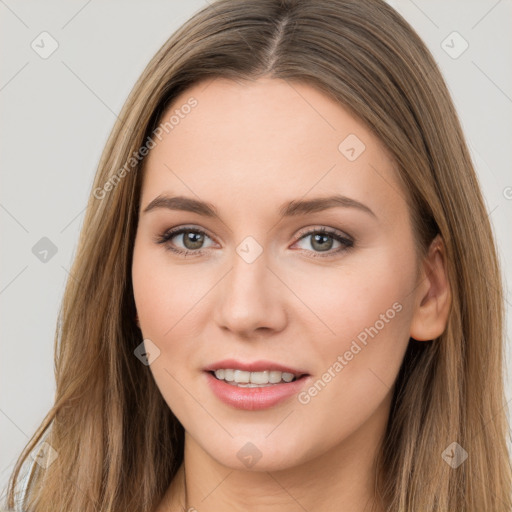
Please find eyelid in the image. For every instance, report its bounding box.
[155,224,354,258]
[291,226,354,258]
[157,224,352,242]
[294,225,352,241]
[154,225,217,247]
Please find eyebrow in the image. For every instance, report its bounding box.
[142,194,377,219]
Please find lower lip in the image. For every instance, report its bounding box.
[205,371,310,411]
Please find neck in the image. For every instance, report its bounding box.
[161,395,391,512]
[186,444,383,512]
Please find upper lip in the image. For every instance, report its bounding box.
[204,359,309,377]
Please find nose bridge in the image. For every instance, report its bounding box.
[214,237,286,335]
[230,243,269,299]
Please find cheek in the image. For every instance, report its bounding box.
[132,240,207,339]
[296,246,416,419]
[293,244,414,346]
[132,244,217,412]
[132,243,205,417]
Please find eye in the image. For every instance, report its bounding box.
[154,226,215,257]
[292,227,354,258]
[154,225,354,259]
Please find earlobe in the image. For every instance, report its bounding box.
[409,234,452,342]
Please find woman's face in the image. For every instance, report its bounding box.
[132,77,423,471]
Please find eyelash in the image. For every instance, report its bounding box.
[154,225,354,259]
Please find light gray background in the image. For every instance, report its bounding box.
[1,0,511,496]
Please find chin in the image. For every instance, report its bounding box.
[196,432,314,473]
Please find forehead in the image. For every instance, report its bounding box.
[141,77,407,223]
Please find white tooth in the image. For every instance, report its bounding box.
[268,371,283,383]
[224,369,235,382]
[282,372,294,382]
[214,369,225,380]
[233,370,250,383]
[250,371,269,384]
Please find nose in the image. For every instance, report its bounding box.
[213,248,288,339]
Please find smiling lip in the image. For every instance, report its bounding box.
[203,359,310,411]
[203,359,307,375]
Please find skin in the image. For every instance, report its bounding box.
[131,76,451,512]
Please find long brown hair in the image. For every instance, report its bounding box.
[5,0,511,510]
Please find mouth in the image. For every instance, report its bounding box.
[203,359,311,410]
[207,368,307,387]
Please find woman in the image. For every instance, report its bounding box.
[4,0,511,510]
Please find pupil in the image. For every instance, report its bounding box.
[184,231,204,249]
[312,233,333,251]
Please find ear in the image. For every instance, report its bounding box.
[409,234,452,341]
